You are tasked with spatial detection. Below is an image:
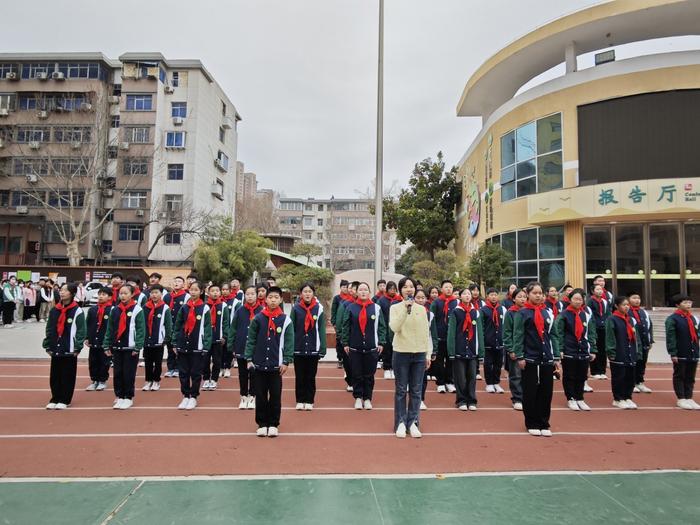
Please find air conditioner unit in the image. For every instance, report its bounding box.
[38,110,48,119]
[52,72,65,80]
[211,184,223,197]
[37,72,49,80]
[221,116,233,130]
[102,188,114,197]
[214,158,226,172]
[71,141,81,149]
[95,208,106,217]
[108,96,120,104]
[135,209,145,217]
[164,85,174,94]
[26,174,38,183]
[146,67,159,79]
[119,142,129,150]
[29,141,40,150]
[0,108,9,117]
[172,116,184,126]
[5,72,17,80]
[16,206,28,214]
[79,103,92,111]
[93,238,102,247]
[157,211,168,220]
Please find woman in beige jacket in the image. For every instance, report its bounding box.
[389,277,431,438]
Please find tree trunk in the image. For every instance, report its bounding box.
[66,241,81,267]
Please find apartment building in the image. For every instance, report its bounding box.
[0,52,240,266]
[277,197,398,273]
[234,162,257,202]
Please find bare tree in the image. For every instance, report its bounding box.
[234,194,278,233]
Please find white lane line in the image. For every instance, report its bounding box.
[1,430,700,439]
[0,405,690,411]
[0,375,677,381]
[0,388,680,394]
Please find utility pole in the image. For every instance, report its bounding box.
[374,0,384,284]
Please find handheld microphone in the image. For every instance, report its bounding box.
[406,295,413,314]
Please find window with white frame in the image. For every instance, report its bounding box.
[21,63,53,79]
[166,131,185,148]
[121,191,147,209]
[164,194,183,212]
[216,150,229,170]
[0,64,18,77]
[0,93,16,111]
[53,126,91,143]
[164,230,181,245]
[13,158,48,176]
[118,224,144,241]
[48,190,85,208]
[125,127,150,143]
[15,127,50,143]
[110,115,120,128]
[167,164,183,180]
[171,102,187,118]
[52,158,89,176]
[279,201,303,211]
[171,72,179,87]
[125,94,153,111]
[11,191,44,207]
[122,158,149,176]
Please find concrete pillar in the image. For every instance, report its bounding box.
[565,41,578,74]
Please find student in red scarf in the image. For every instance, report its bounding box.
[545,286,560,319]
[512,282,561,436]
[290,282,327,410]
[605,296,639,409]
[141,284,172,392]
[245,286,294,437]
[85,286,114,392]
[502,288,526,410]
[373,279,387,304]
[628,292,654,394]
[103,284,145,410]
[202,284,228,391]
[331,280,351,370]
[481,287,507,394]
[665,294,700,410]
[44,283,85,410]
[229,286,263,409]
[110,272,124,303]
[377,281,402,379]
[333,281,358,386]
[164,276,189,378]
[173,281,211,410]
[587,284,610,380]
[256,283,268,308]
[430,280,459,394]
[557,284,573,312]
[230,278,244,302]
[552,288,597,411]
[126,275,147,308]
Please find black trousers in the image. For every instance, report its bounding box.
[166,343,178,372]
[434,340,453,386]
[143,345,164,383]
[590,328,608,375]
[178,352,204,398]
[88,346,110,383]
[255,369,282,427]
[49,355,78,405]
[237,357,255,396]
[610,362,636,401]
[522,362,554,430]
[484,347,503,385]
[113,350,139,400]
[23,305,36,321]
[203,342,224,381]
[635,346,650,384]
[2,302,15,325]
[505,352,523,403]
[337,341,353,387]
[349,349,379,400]
[672,360,698,399]
[453,358,478,406]
[382,341,394,370]
[562,358,589,401]
[294,355,319,403]
[222,347,235,370]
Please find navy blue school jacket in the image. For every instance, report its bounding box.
[552,308,597,360]
[228,303,262,358]
[86,303,113,348]
[480,303,507,349]
[290,301,327,357]
[43,303,86,356]
[630,307,654,350]
[173,302,212,353]
[244,311,294,371]
[143,301,172,347]
[430,297,459,341]
[605,314,639,365]
[511,307,559,364]
[340,302,387,352]
[665,312,699,361]
[587,296,610,330]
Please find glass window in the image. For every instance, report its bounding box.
[500,131,515,167]
[500,165,515,185]
[685,223,700,275]
[112,84,122,96]
[318,204,324,211]
[516,121,536,161]
[125,94,152,111]
[537,113,562,154]
[164,230,181,245]
[166,132,185,148]
[172,72,179,87]
[516,177,536,198]
[123,158,149,176]
[168,164,184,180]
[0,93,16,111]
[649,224,680,274]
[110,115,120,128]
[171,102,187,118]
[615,225,644,275]
[126,127,150,143]
[0,237,5,253]
[537,152,563,192]
[216,151,229,170]
[584,226,612,275]
[501,182,515,202]
[165,194,183,211]
[118,224,144,241]
[539,226,564,259]
[102,240,113,253]
[539,260,566,288]
[317,218,323,226]
[517,228,537,260]
[121,191,147,208]
[516,159,536,180]
[501,232,516,259]
[518,261,538,278]
[8,237,21,253]
[219,126,225,143]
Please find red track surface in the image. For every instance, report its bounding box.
[0,360,698,477]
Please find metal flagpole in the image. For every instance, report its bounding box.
[374,0,384,285]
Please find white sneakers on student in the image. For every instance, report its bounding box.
[436,385,446,393]
[296,402,304,410]
[468,405,477,411]
[512,402,523,411]
[164,370,174,378]
[420,401,427,410]
[46,402,57,410]
[186,398,197,410]
[354,398,363,410]
[446,384,457,393]
[637,383,653,393]
[239,398,248,409]
[485,385,496,393]
[568,399,581,411]
[528,429,542,436]
[612,400,627,409]
[304,404,314,411]
[625,399,638,409]
[209,381,217,390]
[224,369,231,378]
[476,374,482,380]
[246,396,255,409]
[677,399,694,410]
[458,404,468,411]
[257,427,268,437]
[494,385,505,394]
[395,423,407,438]
[363,399,373,410]
[178,397,189,410]
[121,399,133,410]
[383,370,392,380]
[540,429,553,437]
[85,382,97,391]
[346,385,354,392]
[96,382,107,391]
[55,403,68,410]
[150,382,160,391]
[583,382,594,392]
[577,401,592,411]
[202,380,211,390]
[142,382,152,391]
[113,398,121,408]
[268,427,279,438]
[409,423,422,438]
[689,399,700,410]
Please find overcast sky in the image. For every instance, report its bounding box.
[3,0,698,198]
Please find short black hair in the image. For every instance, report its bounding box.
[613,295,628,308]
[187,273,199,280]
[267,286,283,296]
[350,281,360,289]
[125,275,141,285]
[299,282,315,293]
[593,275,604,281]
[397,277,416,294]
[486,287,498,295]
[386,281,397,292]
[149,284,164,293]
[672,294,691,305]
[150,272,162,280]
[62,282,78,298]
[339,280,349,287]
[468,283,479,291]
[208,284,221,291]
[376,279,386,285]
[98,286,113,296]
[570,288,586,301]
[245,285,257,293]
[173,276,185,282]
[440,279,453,287]
[112,272,124,280]
[256,283,268,292]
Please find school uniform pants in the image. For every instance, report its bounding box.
[166,343,178,372]
[23,305,36,321]
[237,357,254,396]
[222,346,235,370]
[113,350,139,400]
[88,346,110,383]
[635,346,651,385]
[505,352,523,403]
[15,302,23,321]
[254,369,282,428]
[203,342,224,382]
[178,351,204,398]
[349,349,379,401]
[294,355,319,404]
[434,340,453,386]
[337,340,353,387]
[143,345,164,383]
[382,340,394,371]
[590,328,608,375]
[672,360,698,400]
[562,357,589,401]
[522,362,554,430]
[484,347,503,385]
[452,358,478,407]
[49,355,78,405]
[39,302,51,321]
[610,362,636,401]
[393,351,425,430]
[2,302,15,325]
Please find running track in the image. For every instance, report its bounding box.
[0,360,698,477]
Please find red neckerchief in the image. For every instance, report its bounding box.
[169,289,187,309]
[299,298,318,332]
[243,302,258,320]
[96,300,112,331]
[591,295,605,316]
[485,301,501,327]
[133,286,141,298]
[561,296,570,305]
[112,285,121,302]
[262,306,283,335]
[145,299,163,336]
[55,301,78,337]
[459,300,474,339]
[566,305,584,341]
[184,298,203,336]
[613,311,635,342]
[257,298,266,308]
[675,309,698,343]
[340,292,354,302]
[374,291,385,300]
[508,305,521,312]
[524,302,546,342]
[602,287,610,298]
[546,298,559,318]
[207,297,222,327]
[355,298,374,337]
[116,300,136,341]
[221,292,231,301]
[231,287,240,297]
[470,298,481,309]
[629,305,642,324]
[438,294,453,321]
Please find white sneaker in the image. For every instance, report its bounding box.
[138,361,144,367]
[296,402,304,410]
[512,402,523,411]
[202,380,210,390]
[376,362,382,369]
[246,396,256,410]
[224,369,231,378]
[577,401,592,411]
[178,397,189,410]
[677,399,693,410]
[257,427,268,437]
[4,324,14,329]
[150,382,160,391]
[626,399,638,409]
[436,385,446,393]
[409,423,422,438]
[268,426,279,438]
[186,397,197,410]
[233,361,238,368]
[164,370,173,378]
[354,398,363,410]
[85,382,97,391]
[209,381,217,390]
[485,384,496,393]
[458,404,468,411]
[446,384,456,393]
[633,386,641,393]
[637,383,653,393]
[346,385,354,392]
[383,370,392,379]
[239,397,248,409]
[120,399,133,410]
[113,398,121,408]
[142,382,152,391]
[599,374,608,380]
[172,370,179,378]
[568,399,580,411]
[612,400,628,409]
[363,399,373,410]
[494,384,505,394]
[395,422,407,438]
[390,370,395,379]
[55,403,68,410]
[468,405,477,411]
[96,382,107,391]
[304,403,313,411]
[528,429,542,436]
[420,401,427,410]
[689,399,700,410]
[584,382,594,392]
[541,429,553,437]
[46,402,57,410]
[476,374,482,380]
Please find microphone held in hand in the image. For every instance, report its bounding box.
[406,295,413,314]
